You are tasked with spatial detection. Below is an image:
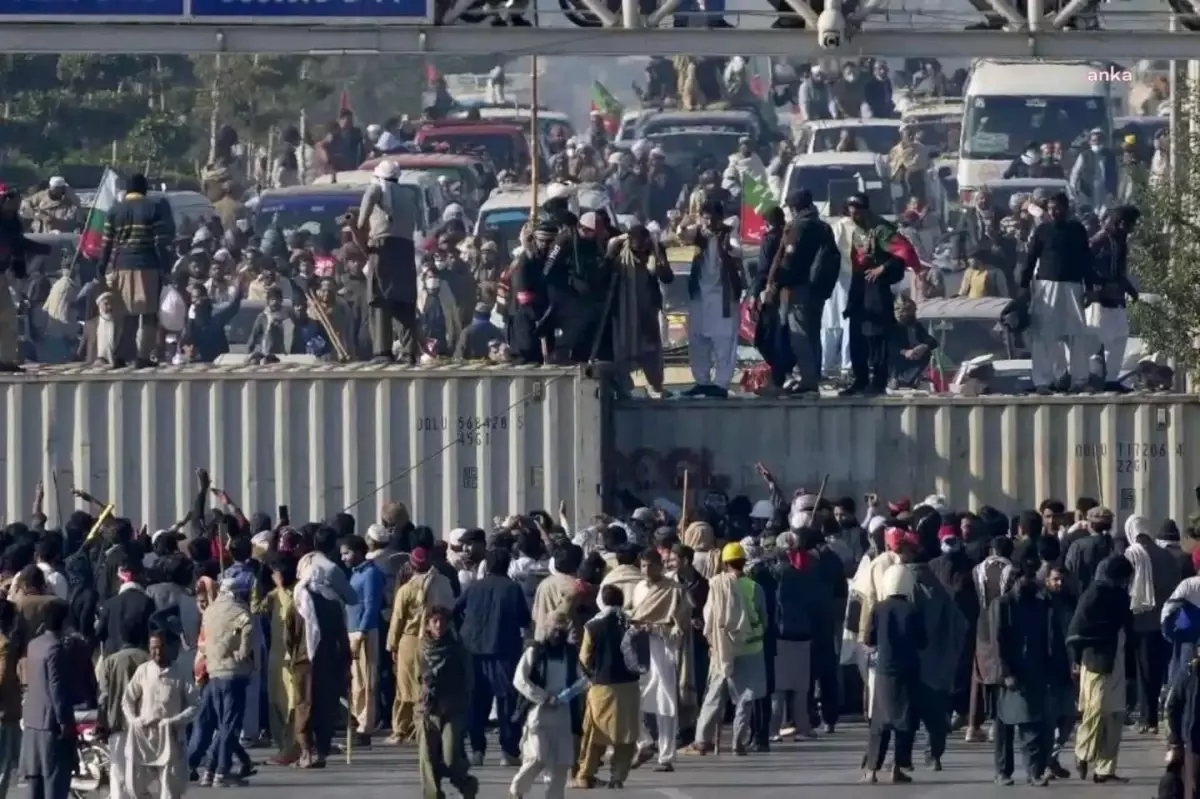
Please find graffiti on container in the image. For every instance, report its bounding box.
[414,414,524,447]
[1075,442,1181,475]
[612,447,733,494]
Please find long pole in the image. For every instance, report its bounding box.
[530,57,540,212]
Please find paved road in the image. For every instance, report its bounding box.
[227,722,1165,799]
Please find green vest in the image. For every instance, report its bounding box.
[737,576,764,656]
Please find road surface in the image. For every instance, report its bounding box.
[228,722,1166,799]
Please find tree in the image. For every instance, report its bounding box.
[1129,94,1200,378]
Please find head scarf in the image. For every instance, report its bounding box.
[683,522,715,552]
[1124,514,1153,541]
[739,536,763,565]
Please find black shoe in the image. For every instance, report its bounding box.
[1047,759,1070,779]
[681,385,709,397]
[994,775,1014,786]
[353,733,372,747]
[1026,775,1050,787]
[708,386,730,398]
[1034,386,1054,396]
[838,384,868,397]
[652,763,674,773]
[890,768,912,784]
[1092,774,1129,784]
[1076,759,1089,780]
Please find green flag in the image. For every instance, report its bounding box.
[590,81,624,118]
[740,173,778,244]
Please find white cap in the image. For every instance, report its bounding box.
[48,176,67,189]
[192,227,213,244]
[546,182,571,200]
[447,527,467,549]
[366,523,391,544]
[631,138,650,158]
[578,211,597,231]
[151,529,180,545]
[607,151,623,166]
[373,160,399,180]
[442,203,465,221]
[251,530,272,548]
[366,123,382,139]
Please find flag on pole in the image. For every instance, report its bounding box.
[78,168,120,260]
[927,346,952,393]
[339,88,352,114]
[739,173,778,245]
[590,81,624,137]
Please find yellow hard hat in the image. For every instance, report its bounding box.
[721,542,747,563]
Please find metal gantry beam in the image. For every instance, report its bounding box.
[0,21,1197,56]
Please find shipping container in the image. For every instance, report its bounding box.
[611,395,1200,523]
[0,364,605,536]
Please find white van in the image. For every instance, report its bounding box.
[956,59,1122,195]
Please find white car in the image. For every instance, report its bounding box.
[781,152,895,219]
[473,182,626,255]
[900,99,963,160]
[793,119,903,156]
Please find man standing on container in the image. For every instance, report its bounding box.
[358,160,421,364]
[1085,206,1139,391]
[1019,191,1094,395]
[680,199,744,399]
[98,173,175,367]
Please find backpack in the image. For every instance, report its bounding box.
[619,620,650,676]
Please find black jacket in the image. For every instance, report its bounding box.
[1089,230,1138,309]
[454,573,530,662]
[97,586,156,656]
[768,208,841,299]
[0,216,51,279]
[1019,219,1092,287]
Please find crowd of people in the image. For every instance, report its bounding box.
[0,465,1199,798]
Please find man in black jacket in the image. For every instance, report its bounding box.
[761,190,841,395]
[1085,206,1140,391]
[454,548,530,767]
[0,185,50,371]
[1019,192,1094,395]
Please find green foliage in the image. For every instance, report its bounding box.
[0,54,504,185]
[1129,100,1200,377]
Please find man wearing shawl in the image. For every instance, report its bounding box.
[863,563,923,784]
[387,546,453,744]
[630,550,692,772]
[289,562,352,769]
[992,552,1068,786]
[1068,555,1134,783]
[600,546,643,611]
[683,542,766,757]
[1124,514,1181,735]
[681,523,722,582]
[195,572,254,787]
[417,607,477,799]
[967,535,1015,743]
[532,545,584,642]
[120,630,198,799]
[511,608,586,799]
[571,584,641,789]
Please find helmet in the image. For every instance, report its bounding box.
[721,542,746,563]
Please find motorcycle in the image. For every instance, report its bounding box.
[70,710,109,799]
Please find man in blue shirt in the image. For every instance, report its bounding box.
[342,535,385,747]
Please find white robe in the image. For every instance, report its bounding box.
[631,582,680,719]
[1030,278,1090,388]
[1084,303,1129,382]
[510,646,582,799]
[121,660,199,799]
[687,236,740,389]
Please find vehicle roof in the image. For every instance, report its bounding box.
[417,120,526,135]
[450,107,570,123]
[642,109,758,126]
[980,177,1070,189]
[916,296,1009,321]
[359,153,481,170]
[901,101,964,119]
[1116,115,1168,126]
[480,182,609,213]
[308,170,440,188]
[800,119,903,130]
[966,59,1109,97]
[789,152,886,167]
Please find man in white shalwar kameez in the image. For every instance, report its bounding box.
[824,217,856,376]
[679,201,744,398]
[1018,192,1094,394]
[629,550,692,772]
[121,632,199,799]
[510,610,586,799]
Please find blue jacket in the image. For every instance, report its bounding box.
[346,560,384,633]
[454,574,530,661]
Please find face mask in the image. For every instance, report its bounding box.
[1025,150,1037,160]
[1091,144,1102,153]
[423,277,440,291]
[844,73,856,82]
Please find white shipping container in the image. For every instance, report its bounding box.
[0,364,605,535]
[612,396,1200,523]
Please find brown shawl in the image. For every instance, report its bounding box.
[629,577,696,711]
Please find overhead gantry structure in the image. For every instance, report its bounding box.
[0,0,1194,56]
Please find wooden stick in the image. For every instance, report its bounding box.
[1094,450,1104,507]
[814,473,830,507]
[679,469,690,528]
[51,470,64,531]
[85,504,114,543]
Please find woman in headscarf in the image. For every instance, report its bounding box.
[863,563,923,784]
[682,523,722,582]
[1068,555,1134,783]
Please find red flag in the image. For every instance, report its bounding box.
[887,232,924,274]
[338,89,352,114]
